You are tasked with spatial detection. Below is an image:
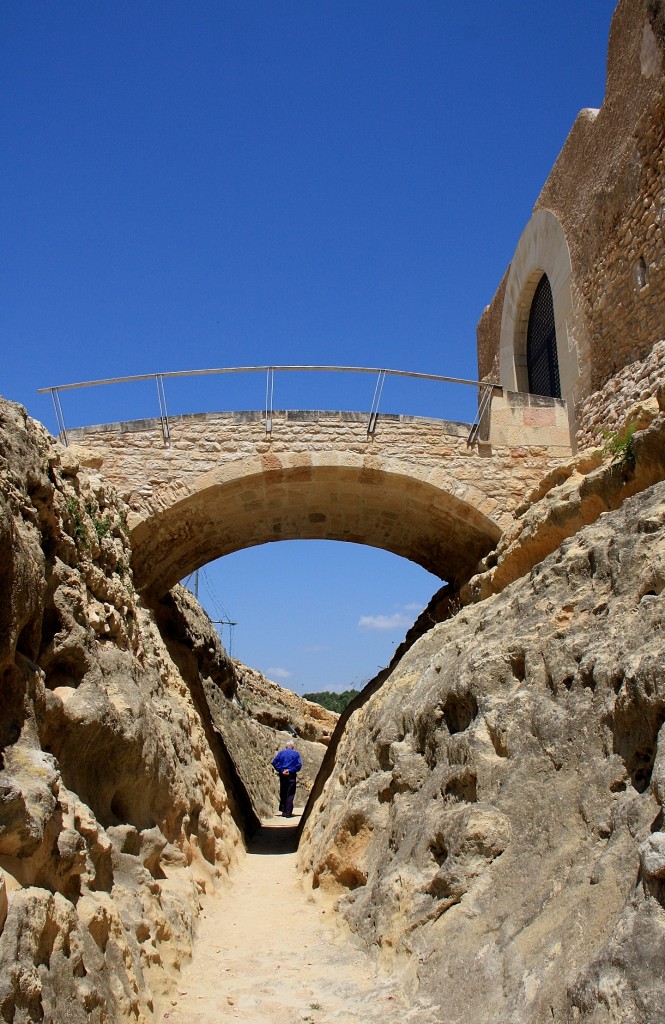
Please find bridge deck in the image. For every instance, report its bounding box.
[68,406,572,596]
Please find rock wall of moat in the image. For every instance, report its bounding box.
[0,397,331,1023]
[299,419,665,1024]
[3,387,665,1024]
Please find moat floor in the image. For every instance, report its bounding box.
[159,813,436,1024]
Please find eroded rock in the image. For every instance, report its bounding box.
[299,481,665,1023]
[0,395,335,1022]
[0,399,246,1021]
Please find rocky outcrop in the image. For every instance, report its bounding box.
[0,397,248,1021]
[232,662,336,745]
[299,480,665,1023]
[0,397,328,1022]
[203,679,332,821]
[462,401,665,606]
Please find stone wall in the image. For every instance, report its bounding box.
[68,408,570,518]
[576,338,665,448]
[477,0,665,449]
[476,269,507,387]
[575,93,664,398]
[66,409,572,595]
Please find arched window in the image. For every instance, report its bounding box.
[527,273,561,398]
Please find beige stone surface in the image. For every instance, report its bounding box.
[66,408,571,596]
[462,409,665,603]
[488,387,570,447]
[159,815,436,1024]
[299,479,665,1024]
[0,397,247,1022]
[204,659,335,820]
[0,397,332,1022]
[232,661,337,746]
[576,339,665,449]
[149,583,333,822]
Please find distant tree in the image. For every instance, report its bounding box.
[303,689,359,714]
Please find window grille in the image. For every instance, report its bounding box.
[527,274,561,398]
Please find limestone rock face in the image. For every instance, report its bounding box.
[463,410,665,606]
[153,586,332,821]
[203,680,328,820]
[0,396,334,1022]
[232,662,337,745]
[0,397,246,1021]
[299,481,665,1024]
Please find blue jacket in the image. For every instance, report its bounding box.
[272,748,302,774]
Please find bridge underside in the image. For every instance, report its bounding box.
[130,458,502,598]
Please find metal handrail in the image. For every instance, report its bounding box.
[467,382,498,446]
[37,363,494,393]
[38,364,500,446]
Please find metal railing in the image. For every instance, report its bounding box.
[38,364,499,447]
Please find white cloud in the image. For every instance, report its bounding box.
[300,644,330,653]
[266,667,292,679]
[403,602,423,612]
[358,612,412,631]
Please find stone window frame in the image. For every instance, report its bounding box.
[499,208,579,440]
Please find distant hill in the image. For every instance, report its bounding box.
[303,689,360,714]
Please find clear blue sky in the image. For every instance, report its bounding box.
[2,0,614,692]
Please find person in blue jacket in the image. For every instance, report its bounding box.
[271,741,302,818]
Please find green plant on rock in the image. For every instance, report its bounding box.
[66,496,88,545]
[601,422,637,471]
[85,498,113,541]
[92,513,113,540]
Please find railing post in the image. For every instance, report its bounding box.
[51,388,69,447]
[467,383,495,446]
[264,366,274,435]
[367,369,386,436]
[156,374,171,446]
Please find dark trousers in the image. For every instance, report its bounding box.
[279,773,297,817]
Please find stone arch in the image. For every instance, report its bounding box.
[129,453,503,599]
[499,208,578,436]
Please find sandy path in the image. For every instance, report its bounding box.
[160,812,436,1024]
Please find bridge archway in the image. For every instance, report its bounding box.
[129,452,502,598]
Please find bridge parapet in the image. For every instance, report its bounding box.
[68,406,570,525]
[39,364,571,452]
[63,405,574,597]
[45,365,573,594]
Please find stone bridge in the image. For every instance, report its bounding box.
[67,393,571,598]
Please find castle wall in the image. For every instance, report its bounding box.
[478,0,665,449]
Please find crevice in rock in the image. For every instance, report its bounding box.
[442,692,478,735]
[507,647,526,682]
[151,594,261,838]
[109,789,156,832]
[443,770,477,804]
[613,705,665,794]
[335,866,367,890]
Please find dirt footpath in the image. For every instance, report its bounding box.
[159,813,438,1024]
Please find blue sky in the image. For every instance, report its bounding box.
[2,0,614,693]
